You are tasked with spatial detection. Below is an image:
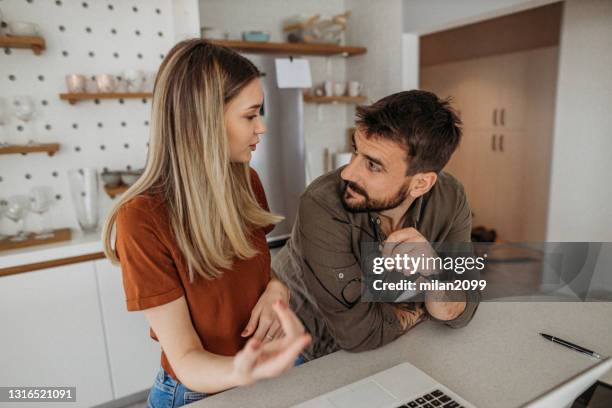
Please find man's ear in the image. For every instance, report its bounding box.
[408,172,438,198]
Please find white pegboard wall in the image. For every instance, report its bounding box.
[0,0,174,230]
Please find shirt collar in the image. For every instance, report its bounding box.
[368,195,424,242]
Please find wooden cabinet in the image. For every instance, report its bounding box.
[496,52,529,131]
[421,47,558,241]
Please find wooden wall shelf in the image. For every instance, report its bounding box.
[0,35,46,55]
[0,143,60,156]
[104,184,129,199]
[0,228,71,252]
[208,39,366,57]
[304,95,367,104]
[59,92,152,105]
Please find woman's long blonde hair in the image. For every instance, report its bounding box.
[102,39,282,281]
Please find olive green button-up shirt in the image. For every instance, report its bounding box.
[272,168,480,361]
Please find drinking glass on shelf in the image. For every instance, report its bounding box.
[68,168,99,232]
[0,97,9,146]
[124,69,146,93]
[0,198,8,239]
[29,186,55,239]
[4,195,31,242]
[12,96,36,145]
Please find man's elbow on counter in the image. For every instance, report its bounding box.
[435,294,480,329]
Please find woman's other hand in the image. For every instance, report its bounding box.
[233,300,311,385]
[241,279,290,342]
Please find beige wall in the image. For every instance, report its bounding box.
[546,0,612,241]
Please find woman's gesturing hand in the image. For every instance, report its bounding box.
[241,279,290,342]
[232,300,311,386]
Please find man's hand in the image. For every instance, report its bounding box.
[242,279,290,343]
[424,290,466,321]
[382,227,438,277]
[383,228,467,322]
[393,303,426,331]
[233,300,311,386]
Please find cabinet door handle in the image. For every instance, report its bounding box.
[493,109,497,126]
[500,108,505,126]
[499,134,504,152]
[491,134,497,151]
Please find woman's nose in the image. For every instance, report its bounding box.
[255,117,266,135]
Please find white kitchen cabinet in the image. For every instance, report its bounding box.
[0,258,161,407]
[93,258,160,399]
[0,263,113,408]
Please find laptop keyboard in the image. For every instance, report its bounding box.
[396,389,463,408]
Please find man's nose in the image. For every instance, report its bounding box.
[340,156,358,182]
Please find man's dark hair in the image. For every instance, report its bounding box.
[355,90,462,175]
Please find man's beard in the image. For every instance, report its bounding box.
[341,181,410,213]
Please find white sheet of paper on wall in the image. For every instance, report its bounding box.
[274,58,312,89]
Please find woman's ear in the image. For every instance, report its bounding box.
[408,172,438,198]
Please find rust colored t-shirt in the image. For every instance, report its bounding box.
[115,168,274,381]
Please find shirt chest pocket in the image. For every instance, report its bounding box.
[302,240,362,308]
[331,263,362,307]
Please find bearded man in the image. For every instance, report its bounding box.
[272,90,480,361]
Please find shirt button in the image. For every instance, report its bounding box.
[338,272,344,279]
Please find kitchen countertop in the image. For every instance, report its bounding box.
[0,229,290,276]
[0,229,104,275]
[194,301,612,408]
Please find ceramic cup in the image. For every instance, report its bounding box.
[333,81,347,97]
[7,21,39,36]
[348,81,363,97]
[323,80,334,97]
[65,74,87,93]
[95,74,116,93]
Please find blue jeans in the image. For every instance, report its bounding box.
[147,354,306,407]
[146,367,207,408]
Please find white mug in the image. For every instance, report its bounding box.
[348,81,362,97]
[7,21,39,36]
[323,80,334,97]
[333,82,347,97]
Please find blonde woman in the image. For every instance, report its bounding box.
[102,39,311,407]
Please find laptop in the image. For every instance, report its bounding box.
[522,356,612,407]
[292,357,612,408]
[292,361,476,408]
